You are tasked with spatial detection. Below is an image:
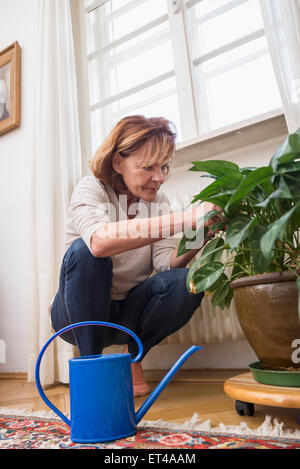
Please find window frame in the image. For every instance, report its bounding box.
[82,0,284,155]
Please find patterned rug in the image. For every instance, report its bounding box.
[1,410,300,449]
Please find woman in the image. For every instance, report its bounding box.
[51,115,220,397]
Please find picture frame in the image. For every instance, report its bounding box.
[0,41,21,136]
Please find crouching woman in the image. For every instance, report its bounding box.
[51,115,219,396]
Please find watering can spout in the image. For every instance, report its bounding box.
[135,345,202,424]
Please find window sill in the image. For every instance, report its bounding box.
[173,109,288,168]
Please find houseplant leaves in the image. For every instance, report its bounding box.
[260,202,300,261]
[186,262,225,295]
[183,128,300,319]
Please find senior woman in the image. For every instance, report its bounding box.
[51,115,219,397]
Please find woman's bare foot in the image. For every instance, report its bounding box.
[122,346,152,397]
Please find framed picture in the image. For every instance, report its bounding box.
[0,41,21,135]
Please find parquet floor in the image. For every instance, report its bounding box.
[1,369,300,432]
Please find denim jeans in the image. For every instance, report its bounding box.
[51,238,203,360]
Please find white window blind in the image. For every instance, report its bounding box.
[84,0,282,153]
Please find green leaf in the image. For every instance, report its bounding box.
[226,216,258,250]
[177,230,196,257]
[211,277,230,308]
[208,272,228,292]
[191,194,231,210]
[277,161,300,174]
[270,130,300,171]
[290,205,300,231]
[225,166,274,211]
[224,288,234,309]
[189,160,240,177]
[197,172,244,201]
[297,278,300,321]
[250,225,270,274]
[187,262,225,294]
[255,175,293,208]
[200,173,220,179]
[240,167,258,175]
[260,203,300,260]
[261,178,276,198]
[282,171,300,200]
[272,176,293,198]
[200,237,225,266]
[177,211,219,256]
[231,252,246,280]
[211,221,227,233]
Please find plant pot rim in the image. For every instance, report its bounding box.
[230,270,300,289]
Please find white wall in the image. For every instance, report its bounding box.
[0,0,38,372]
[0,0,287,373]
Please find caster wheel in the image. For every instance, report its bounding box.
[235,400,255,416]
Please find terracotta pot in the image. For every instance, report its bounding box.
[231,271,300,370]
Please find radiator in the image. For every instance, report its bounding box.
[162,295,245,345]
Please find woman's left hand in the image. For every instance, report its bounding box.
[202,202,224,231]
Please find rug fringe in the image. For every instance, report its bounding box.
[140,413,300,440]
[0,407,62,420]
[1,407,300,440]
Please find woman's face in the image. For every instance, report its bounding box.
[113,147,172,202]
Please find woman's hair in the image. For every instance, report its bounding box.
[89,115,177,191]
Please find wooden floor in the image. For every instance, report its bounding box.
[1,369,300,432]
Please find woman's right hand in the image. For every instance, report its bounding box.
[185,202,223,231]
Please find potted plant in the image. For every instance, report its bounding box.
[178,129,300,372]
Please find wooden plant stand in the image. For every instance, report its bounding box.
[224,372,300,426]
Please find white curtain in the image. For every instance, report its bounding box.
[260,0,300,133]
[27,0,82,385]
[25,0,245,385]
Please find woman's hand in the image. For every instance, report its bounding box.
[191,202,223,231]
[203,202,224,234]
[182,202,223,236]
[170,202,224,268]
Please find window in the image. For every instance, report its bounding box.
[84,0,282,153]
[186,0,282,133]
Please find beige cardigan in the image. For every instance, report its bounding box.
[65,175,177,300]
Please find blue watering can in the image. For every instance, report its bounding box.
[35,321,201,443]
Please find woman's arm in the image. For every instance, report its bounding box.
[90,207,201,257]
[91,202,220,258]
[170,248,203,269]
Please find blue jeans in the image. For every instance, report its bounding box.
[51,238,203,360]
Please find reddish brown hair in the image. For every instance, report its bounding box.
[89,115,177,190]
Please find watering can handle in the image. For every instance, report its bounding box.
[35,321,144,427]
